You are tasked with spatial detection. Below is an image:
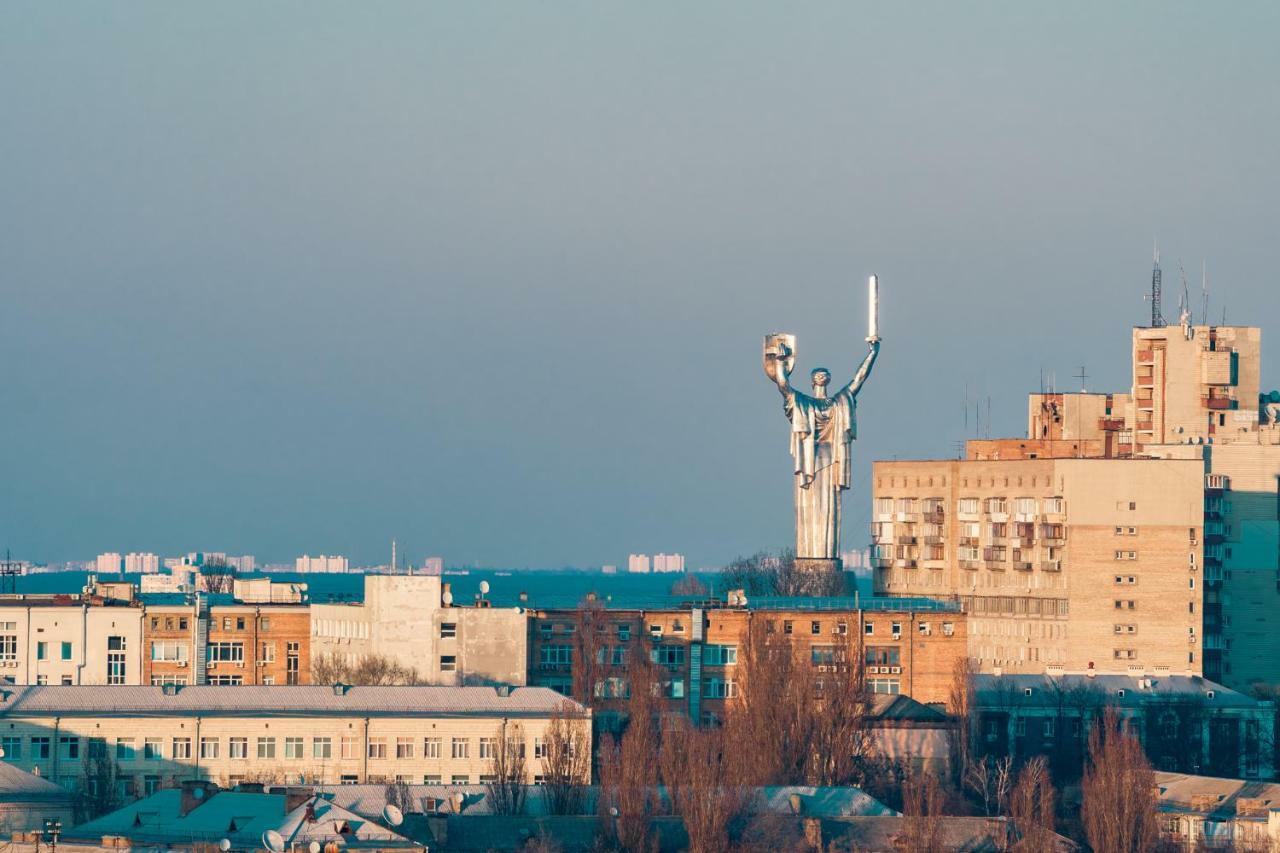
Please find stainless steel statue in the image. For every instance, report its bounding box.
[763,276,881,564]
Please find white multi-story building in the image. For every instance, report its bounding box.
[652,553,685,573]
[0,685,590,791]
[0,596,144,686]
[95,553,123,574]
[310,576,527,687]
[295,555,349,574]
[225,555,256,572]
[123,553,160,574]
[627,554,650,574]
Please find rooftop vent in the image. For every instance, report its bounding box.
[161,683,180,697]
[332,683,349,696]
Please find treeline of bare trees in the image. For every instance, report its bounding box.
[311,652,423,685]
[719,549,847,597]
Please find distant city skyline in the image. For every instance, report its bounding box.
[3,4,1279,568]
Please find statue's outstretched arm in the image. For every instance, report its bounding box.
[764,337,795,399]
[839,338,881,399]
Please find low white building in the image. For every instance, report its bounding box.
[0,594,144,686]
[310,576,527,687]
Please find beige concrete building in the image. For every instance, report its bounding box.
[0,685,589,792]
[0,595,143,687]
[872,457,1204,675]
[310,576,528,686]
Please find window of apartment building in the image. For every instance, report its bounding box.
[451,775,469,786]
[533,738,547,760]
[1113,600,1136,610]
[60,675,73,685]
[864,623,874,636]
[397,738,414,759]
[144,738,163,760]
[538,623,553,640]
[868,678,901,694]
[262,676,275,685]
[115,738,135,761]
[200,737,219,759]
[440,623,457,639]
[313,737,332,759]
[703,644,737,666]
[671,620,685,634]
[367,738,387,760]
[897,498,918,515]
[208,675,244,685]
[616,623,631,641]
[1189,602,1196,614]
[424,774,442,784]
[36,641,47,660]
[222,617,231,630]
[257,737,276,759]
[260,642,276,663]
[260,617,271,631]
[340,774,359,785]
[144,775,161,796]
[704,678,738,699]
[984,497,1008,514]
[864,646,901,666]
[172,737,192,759]
[35,675,46,686]
[1114,625,1138,634]
[609,646,627,666]
[663,679,686,699]
[151,641,189,662]
[208,642,244,663]
[811,646,838,666]
[285,737,304,759]
[0,624,17,662]
[650,644,686,667]
[539,645,572,667]
[59,736,79,760]
[229,737,248,759]
[451,738,469,759]
[875,497,893,516]
[479,774,498,784]
[1044,497,1065,514]
[107,636,127,685]
[958,497,980,515]
[341,736,359,760]
[286,642,300,685]
[440,655,457,673]
[891,622,902,636]
[1013,497,1037,515]
[178,617,188,630]
[1114,575,1137,584]
[1114,551,1137,560]
[1114,526,1138,535]
[1114,649,1137,660]
[0,736,20,760]
[30,737,50,759]
[424,737,442,759]
[783,621,794,635]
[810,621,822,635]
[479,738,496,760]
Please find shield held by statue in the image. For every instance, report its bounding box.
[763,332,797,380]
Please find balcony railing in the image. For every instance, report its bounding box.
[1204,396,1233,411]
[1013,561,1033,572]
[1041,560,1062,572]
[896,535,918,545]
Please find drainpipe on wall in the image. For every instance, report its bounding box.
[362,717,370,783]
[52,717,60,780]
[193,716,202,780]
[77,605,88,684]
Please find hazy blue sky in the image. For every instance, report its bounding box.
[3,3,1278,569]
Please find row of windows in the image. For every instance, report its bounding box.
[0,735,549,763]
[0,636,75,662]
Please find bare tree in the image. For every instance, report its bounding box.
[542,702,592,815]
[311,652,422,685]
[805,630,875,786]
[200,556,236,595]
[1009,756,1055,852]
[598,653,663,852]
[894,769,944,853]
[948,657,977,786]
[76,741,123,822]
[571,596,609,709]
[659,720,746,853]
[670,574,708,597]
[487,720,528,816]
[1081,708,1158,853]
[385,779,413,815]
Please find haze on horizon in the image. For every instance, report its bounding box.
[3,3,1279,569]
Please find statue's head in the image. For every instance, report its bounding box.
[811,368,831,390]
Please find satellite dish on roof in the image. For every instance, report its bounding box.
[263,829,286,853]
[309,842,322,853]
[382,804,404,827]
[219,840,231,852]
[479,580,490,595]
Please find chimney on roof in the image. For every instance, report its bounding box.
[161,683,180,697]
[284,788,313,814]
[179,780,219,817]
[496,685,511,698]
[332,683,349,696]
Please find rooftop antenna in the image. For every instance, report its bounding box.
[1074,365,1089,394]
[1201,260,1209,327]
[1147,240,1166,327]
[391,539,397,573]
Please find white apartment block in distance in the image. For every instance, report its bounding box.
[295,555,349,573]
[0,685,591,790]
[652,553,686,573]
[310,575,527,687]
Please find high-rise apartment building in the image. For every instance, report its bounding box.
[123,552,160,573]
[95,552,123,574]
[627,554,651,574]
[882,308,1280,690]
[873,457,1203,675]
